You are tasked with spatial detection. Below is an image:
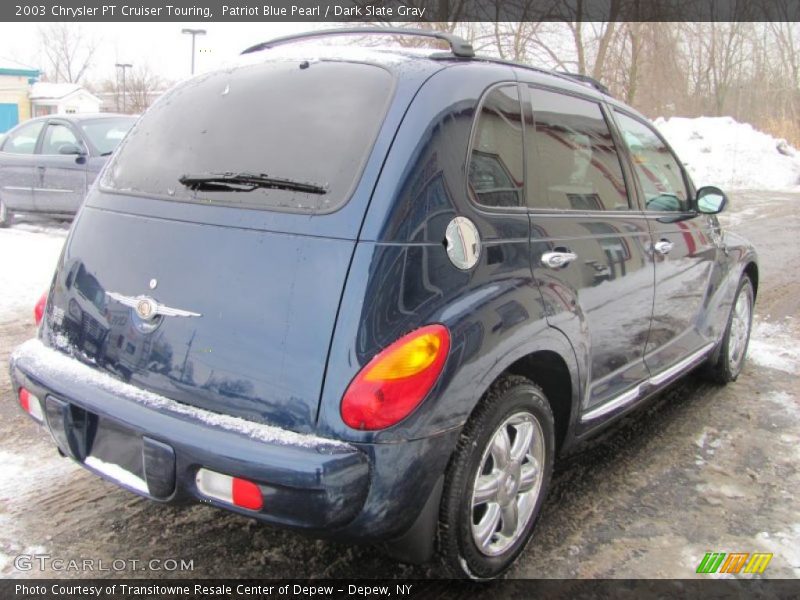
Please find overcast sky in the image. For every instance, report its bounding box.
[0,22,323,85]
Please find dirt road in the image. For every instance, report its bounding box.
[1,191,798,579]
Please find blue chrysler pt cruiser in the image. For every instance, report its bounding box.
[10,29,758,579]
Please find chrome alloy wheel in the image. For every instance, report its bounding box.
[470,411,545,556]
[728,284,753,371]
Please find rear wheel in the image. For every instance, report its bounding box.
[705,276,754,384]
[438,375,554,579]
[0,198,14,228]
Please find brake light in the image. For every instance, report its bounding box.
[341,324,450,430]
[34,291,47,326]
[18,387,44,422]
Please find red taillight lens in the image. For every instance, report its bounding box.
[34,291,47,326]
[231,478,264,511]
[19,388,30,413]
[18,387,44,422]
[341,324,450,430]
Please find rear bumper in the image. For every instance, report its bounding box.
[10,339,370,532]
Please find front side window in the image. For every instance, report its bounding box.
[468,85,525,208]
[41,123,80,155]
[525,88,630,211]
[1,120,44,155]
[79,118,135,156]
[614,111,689,212]
[101,60,395,213]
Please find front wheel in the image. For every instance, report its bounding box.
[438,375,554,579]
[705,276,754,384]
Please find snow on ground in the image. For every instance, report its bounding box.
[0,220,67,324]
[748,320,800,375]
[655,116,800,191]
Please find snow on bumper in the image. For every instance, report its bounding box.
[9,338,370,530]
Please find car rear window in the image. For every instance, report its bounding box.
[101,60,395,213]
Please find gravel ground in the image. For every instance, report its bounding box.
[0,192,798,579]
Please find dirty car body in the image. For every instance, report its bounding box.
[9,31,758,578]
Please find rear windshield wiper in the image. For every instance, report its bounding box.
[179,172,327,195]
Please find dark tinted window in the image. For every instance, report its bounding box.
[614,111,689,212]
[101,60,394,213]
[469,85,524,208]
[1,120,44,155]
[525,88,629,211]
[79,118,135,155]
[41,123,79,155]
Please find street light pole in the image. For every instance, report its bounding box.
[114,63,133,113]
[181,28,207,75]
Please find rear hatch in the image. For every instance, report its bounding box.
[41,55,400,433]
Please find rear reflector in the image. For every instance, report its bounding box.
[195,468,263,511]
[18,387,43,422]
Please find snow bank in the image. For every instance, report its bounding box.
[0,224,66,323]
[654,116,800,191]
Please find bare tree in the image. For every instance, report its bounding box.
[125,64,166,113]
[39,23,98,84]
[98,64,166,114]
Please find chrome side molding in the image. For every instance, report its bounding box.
[581,343,715,423]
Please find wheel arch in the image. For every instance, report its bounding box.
[472,330,581,454]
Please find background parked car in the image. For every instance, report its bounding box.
[0,113,135,226]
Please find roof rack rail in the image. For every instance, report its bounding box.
[556,72,611,96]
[241,27,475,58]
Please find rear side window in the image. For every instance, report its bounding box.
[614,111,690,212]
[525,88,630,211]
[1,120,44,155]
[468,85,524,208]
[101,60,394,213]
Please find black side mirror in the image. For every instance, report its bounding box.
[58,143,86,156]
[695,186,728,214]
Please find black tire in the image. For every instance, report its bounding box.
[438,375,555,579]
[704,276,754,384]
[0,197,13,228]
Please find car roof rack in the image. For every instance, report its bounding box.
[241,27,475,59]
[555,72,611,96]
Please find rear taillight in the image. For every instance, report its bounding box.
[341,324,450,430]
[18,387,44,422]
[195,468,264,511]
[34,291,47,326]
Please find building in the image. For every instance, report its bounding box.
[29,82,102,117]
[0,58,40,133]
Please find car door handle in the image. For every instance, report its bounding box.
[654,240,674,255]
[541,251,578,269]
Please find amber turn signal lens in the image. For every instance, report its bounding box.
[341,324,450,430]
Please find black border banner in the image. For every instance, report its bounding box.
[5,579,800,600]
[4,0,800,23]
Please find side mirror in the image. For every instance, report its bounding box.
[58,143,85,156]
[695,186,727,214]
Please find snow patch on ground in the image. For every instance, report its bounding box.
[747,321,800,375]
[655,116,800,191]
[754,527,800,575]
[0,226,65,324]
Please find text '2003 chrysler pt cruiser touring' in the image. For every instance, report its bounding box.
[10,29,758,579]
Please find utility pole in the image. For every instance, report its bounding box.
[115,63,133,113]
[181,28,207,75]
